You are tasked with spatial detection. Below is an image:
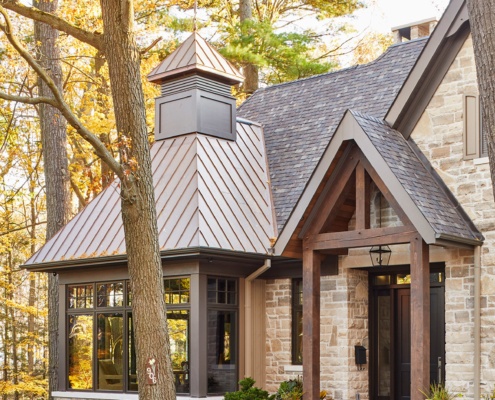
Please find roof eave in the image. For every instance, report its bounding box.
[21,247,273,272]
[435,233,484,248]
[385,0,469,134]
[148,64,244,86]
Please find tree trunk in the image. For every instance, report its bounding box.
[240,0,258,95]
[28,175,36,375]
[466,0,495,198]
[99,1,175,398]
[34,0,71,397]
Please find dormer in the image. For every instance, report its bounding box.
[148,32,244,141]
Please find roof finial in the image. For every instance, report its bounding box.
[193,0,197,32]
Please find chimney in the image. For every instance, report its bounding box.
[148,32,244,141]
[392,17,437,44]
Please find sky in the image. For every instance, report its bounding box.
[356,0,450,34]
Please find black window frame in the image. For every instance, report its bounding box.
[66,276,192,394]
[292,278,303,365]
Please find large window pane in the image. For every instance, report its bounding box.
[168,310,190,394]
[207,310,237,394]
[97,313,123,391]
[292,279,303,364]
[68,315,93,389]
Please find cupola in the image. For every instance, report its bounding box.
[148,32,244,141]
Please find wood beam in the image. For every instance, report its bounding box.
[307,226,416,250]
[410,236,430,400]
[360,155,413,227]
[304,146,360,236]
[302,245,321,400]
[355,162,370,230]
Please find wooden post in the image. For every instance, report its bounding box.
[302,245,321,400]
[410,237,430,400]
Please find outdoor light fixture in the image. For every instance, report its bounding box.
[369,245,392,266]
[369,192,392,266]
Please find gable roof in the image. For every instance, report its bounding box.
[274,110,483,255]
[25,121,276,269]
[238,38,426,233]
[386,0,470,135]
[147,32,244,85]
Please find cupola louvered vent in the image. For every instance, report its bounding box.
[148,32,244,142]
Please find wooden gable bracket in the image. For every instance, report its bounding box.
[300,143,431,400]
[302,145,418,252]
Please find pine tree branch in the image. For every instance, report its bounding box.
[0,0,102,50]
[0,6,124,180]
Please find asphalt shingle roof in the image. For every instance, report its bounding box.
[238,38,427,232]
[351,110,483,242]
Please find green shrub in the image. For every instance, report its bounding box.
[224,377,275,400]
[276,378,304,400]
[422,383,462,399]
[482,387,495,400]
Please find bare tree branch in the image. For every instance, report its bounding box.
[0,0,103,50]
[0,91,57,106]
[0,6,123,180]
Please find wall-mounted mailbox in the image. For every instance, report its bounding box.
[355,345,367,370]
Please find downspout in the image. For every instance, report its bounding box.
[245,258,271,378]
[474,245,481,399]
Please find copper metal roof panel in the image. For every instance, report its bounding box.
[26,121,275,267]
[147,32,244,85]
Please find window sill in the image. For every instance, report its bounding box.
[52,392,138,400]
[53,392,224,400]
[283,365,303,373]
[474,157,489,165]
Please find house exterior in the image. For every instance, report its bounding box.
[23,1,495,399]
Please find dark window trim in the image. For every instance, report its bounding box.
[291,278,303,365]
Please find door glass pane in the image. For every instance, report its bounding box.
[207,310,237,394]
[378,295,391,397]
[97,313,123,391]
[168,310,190,394]
[68,314,93,389]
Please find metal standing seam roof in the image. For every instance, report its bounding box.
[238,38,427,233]
[350,110,483,243]
[147,32,245,85]
[25,121,276,266]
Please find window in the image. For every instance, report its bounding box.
[164,277,190,394]
[464,95,487,159]
[292,278,303,364]
[207,277,238,394]
[67,278,191,394]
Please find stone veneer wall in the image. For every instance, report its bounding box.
[265,268,369,400]
[412,34,495,398]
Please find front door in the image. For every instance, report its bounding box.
[370,269,445,400]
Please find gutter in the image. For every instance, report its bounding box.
[244,258,271,378]
[474,245,481,399]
